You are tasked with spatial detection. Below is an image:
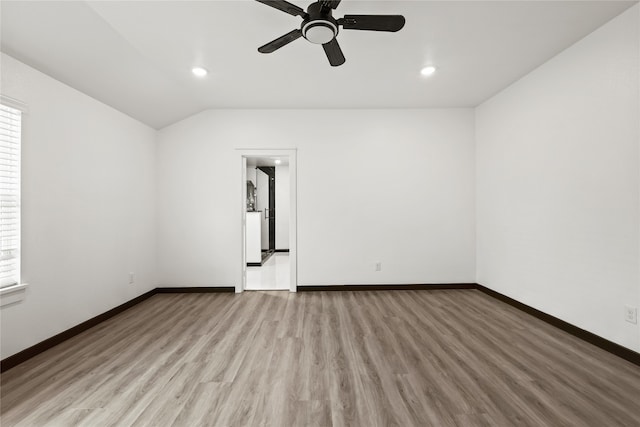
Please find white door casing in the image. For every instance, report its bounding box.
[236,149,297,293]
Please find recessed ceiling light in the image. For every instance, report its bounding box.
[420,66,437,77]
[191,67,208,77]
[274,159,282,165]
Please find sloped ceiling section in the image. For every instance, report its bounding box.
[1,1,636,129]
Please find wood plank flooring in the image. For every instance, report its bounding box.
[2,290,640,426]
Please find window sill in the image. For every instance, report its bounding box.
[0,283,28,307]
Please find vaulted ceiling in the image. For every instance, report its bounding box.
[1,1,636,129]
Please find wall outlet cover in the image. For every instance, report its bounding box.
[624,306,637,324]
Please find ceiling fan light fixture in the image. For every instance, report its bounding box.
[191,67,208,77]
[302,21,337,44]
[420,66,437,76]
[255,0,405,66]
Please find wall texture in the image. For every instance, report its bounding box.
[476,5,640,352]
[156,109,476,287]
[0,53,157,359]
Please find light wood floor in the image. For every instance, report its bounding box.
[2,290,640,426]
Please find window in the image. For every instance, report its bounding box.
[0,103,21,290]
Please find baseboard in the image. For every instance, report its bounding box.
[274,249,290,253]
[298,283,477,292]
[0,286,234,373]
[155,287,235,293]
[0,289,157,373]
[475,284,640,367]
[3,283,637,373]
[298,282,640,366]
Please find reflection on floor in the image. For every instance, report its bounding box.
[246,253,289,291]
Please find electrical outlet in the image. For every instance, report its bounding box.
[624,306,637,324]
[375,262,382,272]
[129,272,135,285]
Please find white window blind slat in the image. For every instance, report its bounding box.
[0,104,21,289]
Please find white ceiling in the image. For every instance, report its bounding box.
[247,157,289,167]
[1,1,636,129]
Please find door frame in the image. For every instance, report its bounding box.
[236,149,297,293]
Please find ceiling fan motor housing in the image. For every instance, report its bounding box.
[301,2,338,44]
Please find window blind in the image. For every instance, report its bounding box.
[0,104,21,289]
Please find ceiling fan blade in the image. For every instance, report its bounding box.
[255,0,307,18]
[322,38,345,67]
[339,15,406,32]
[319,0,341,9]
[258,29,303,53]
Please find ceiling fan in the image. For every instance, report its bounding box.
[255,0,406,67]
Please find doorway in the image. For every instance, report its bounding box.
[238,149,297,293]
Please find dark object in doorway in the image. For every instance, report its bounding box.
[248,250,275,267]
[246,180,256,211]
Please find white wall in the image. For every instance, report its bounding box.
[275,165,289,250]
[0,54,157,359]
[476,5,640,352]
[157,109,475,287]
[246,167,256,187]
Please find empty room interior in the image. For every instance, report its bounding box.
[1,0,639,425]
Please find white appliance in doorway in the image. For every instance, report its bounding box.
[246,211,262,264]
